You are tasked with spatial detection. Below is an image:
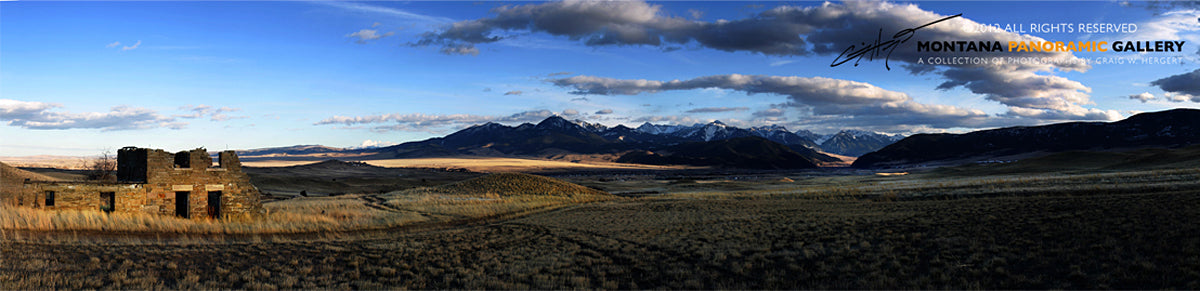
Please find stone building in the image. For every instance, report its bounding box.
[13,147,264,220]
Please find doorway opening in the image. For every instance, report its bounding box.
[175,191,190,218]
[207,191,222,219]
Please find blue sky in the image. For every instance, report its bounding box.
[3,1,1200,156]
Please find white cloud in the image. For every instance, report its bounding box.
[315,109,572,133]
[122,40,141,51]
[551,73,1121,130]
[176,105,247,121]
[346,29,395,44]
[1165,92,1200,102]
[503,90,523,95]
[315,1,455,24]
[595,109,614,115]
[0,99,179,131]
[1129,9,1200,40]
[106,41,121,48]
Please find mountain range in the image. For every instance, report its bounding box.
[236,108,1200,170]
[239,116,902,167]
[360,116,863,169]
[853,109,1200,168]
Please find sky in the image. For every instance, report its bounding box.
[3,0,1200,156]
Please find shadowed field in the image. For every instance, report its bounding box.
[2,187,1198,289]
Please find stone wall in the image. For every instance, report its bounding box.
[18,147,264,220]
[19,182,141,212]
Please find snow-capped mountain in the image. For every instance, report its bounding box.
[635,122,688,135]
[819,130,907,157]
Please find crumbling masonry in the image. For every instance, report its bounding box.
[15,147,264,220]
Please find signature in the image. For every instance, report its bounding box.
[831,13,962,70]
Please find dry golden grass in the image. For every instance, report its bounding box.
[0,197,425,234]
[0,173,615,234]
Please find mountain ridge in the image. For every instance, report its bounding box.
[237,116,909,168]
[853,108,1200,168]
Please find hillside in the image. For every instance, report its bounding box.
[616,137,821,169]
[242,160,481,198]
[1,162,59,197]
[853,109,1200,168]
[933,144,1200,176]
[1,162,58,184]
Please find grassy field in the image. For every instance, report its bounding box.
[2,162,1200,288]
[0,173,616,234]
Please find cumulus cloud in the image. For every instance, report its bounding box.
[1165,92,1200,102]
[685,107,749,113]
[416,0,1095,119]
[175,105,247,121]
[347,29,395,44]
[0,99,179,131]
[315,109,571,133]
[553,73,1121,124]
[1129,92,1156,103]
[1151,68,1200,98]
[594,109,613,115]
[554,74,1076,129]
[561,109,580,116]
[1003,106,1122,121]
[503,90,523,95]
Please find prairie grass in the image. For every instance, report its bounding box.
[0,173,616,234]
[0,197,423,234]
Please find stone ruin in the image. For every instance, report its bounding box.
[11,147,264,220]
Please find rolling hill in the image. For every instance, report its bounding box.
[853,109,1200,168]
